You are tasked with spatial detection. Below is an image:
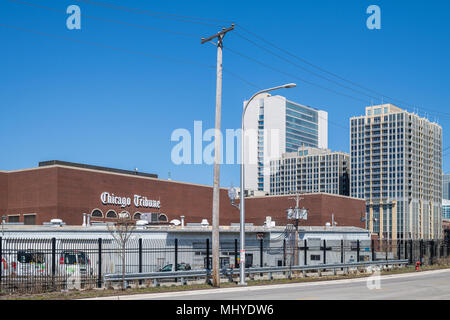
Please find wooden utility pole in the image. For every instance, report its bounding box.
[288,193,303,266]
[201,24,234,288]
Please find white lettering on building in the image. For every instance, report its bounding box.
[100,192,160,209]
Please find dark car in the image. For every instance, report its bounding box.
[159,263,191,272]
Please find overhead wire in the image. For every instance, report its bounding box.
[72,0,231,27]
[235,24,450,120]
[8,0,199,39]
[4,0,446,132]
[0,23,215,69]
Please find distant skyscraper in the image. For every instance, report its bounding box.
[243,94,328,193]
[270,147,349,196]
[443,174,450,200]
[350,104,442,240]
[442,200,450,220]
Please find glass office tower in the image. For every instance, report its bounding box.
[243,94,328,193]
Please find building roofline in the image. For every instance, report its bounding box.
[350,107,442,127]
[245,192,365,202]
[39,160,158,179]
[2,164,230,191]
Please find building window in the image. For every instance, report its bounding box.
[91,209,103,218]
[133,212,142,220]
[8,215,20,223]
[23,214,36,225]
[119,211,131,219]
[159,214,168,222]
[106,210,117,219]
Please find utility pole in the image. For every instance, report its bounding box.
[288,193,304,266]
[201,24,234,288]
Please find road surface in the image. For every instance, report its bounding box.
[88,268,450,300]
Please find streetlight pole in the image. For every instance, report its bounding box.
[239,83,296,285]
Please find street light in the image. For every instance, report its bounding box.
[237,83,296,286]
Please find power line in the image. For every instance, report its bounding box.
[234,31,382,104]
[8,0,199,39]
[235,24,450,120]
[221,68,349,131]
[224,46,370,105]
[16,0,446,122]
[73,0,230,27]
[0,23,215,69]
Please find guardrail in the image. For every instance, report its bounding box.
[103,259,409,286]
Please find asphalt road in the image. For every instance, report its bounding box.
[90,269,450,300]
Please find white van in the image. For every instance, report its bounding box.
[58,250,93,277]
[11,250,48,276]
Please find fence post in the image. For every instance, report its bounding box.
[397,240,400,260]
[206,238,210,270]
[404,240,408,261]
[97,238,102,288]
[357,240,360,263]
[323,239,326,265]
[234,239,238,268]
[304,239,308,266]
[385,239,388,261]
[420,239,423,264]
[260,238,263,267]
[206,238,210,284]
[341,239,344,264]
[175,238,178,271]
[283,239,286,266]
[430,240,435,265]
[138,238,142,285]
[0,237,2,288]
[409,240,413,264]
[51,237,56,288]
[372,239,375,261]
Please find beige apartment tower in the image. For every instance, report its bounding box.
[350,104,442,240]
[270,147,349,196]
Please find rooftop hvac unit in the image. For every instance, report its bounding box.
[140,213,159,223]
[136,220,149,229]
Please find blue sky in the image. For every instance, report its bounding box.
[1,0,449,187]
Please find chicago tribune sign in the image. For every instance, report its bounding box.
[100,192,161,209]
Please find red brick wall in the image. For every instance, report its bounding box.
[6,168,58,223]
[0,172,7,216]
[1,166,366,228]
[244,194,365,228]
[55,166,236,226]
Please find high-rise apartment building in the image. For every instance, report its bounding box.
[269,147,349,196]
[350,104,442,240]
[243,94,328,193]
[442,174,450,201]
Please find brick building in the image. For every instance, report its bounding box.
[0,161,366,228]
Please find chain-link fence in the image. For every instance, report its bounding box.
[0,236,449,294]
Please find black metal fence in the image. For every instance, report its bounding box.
[0,237,449,295]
